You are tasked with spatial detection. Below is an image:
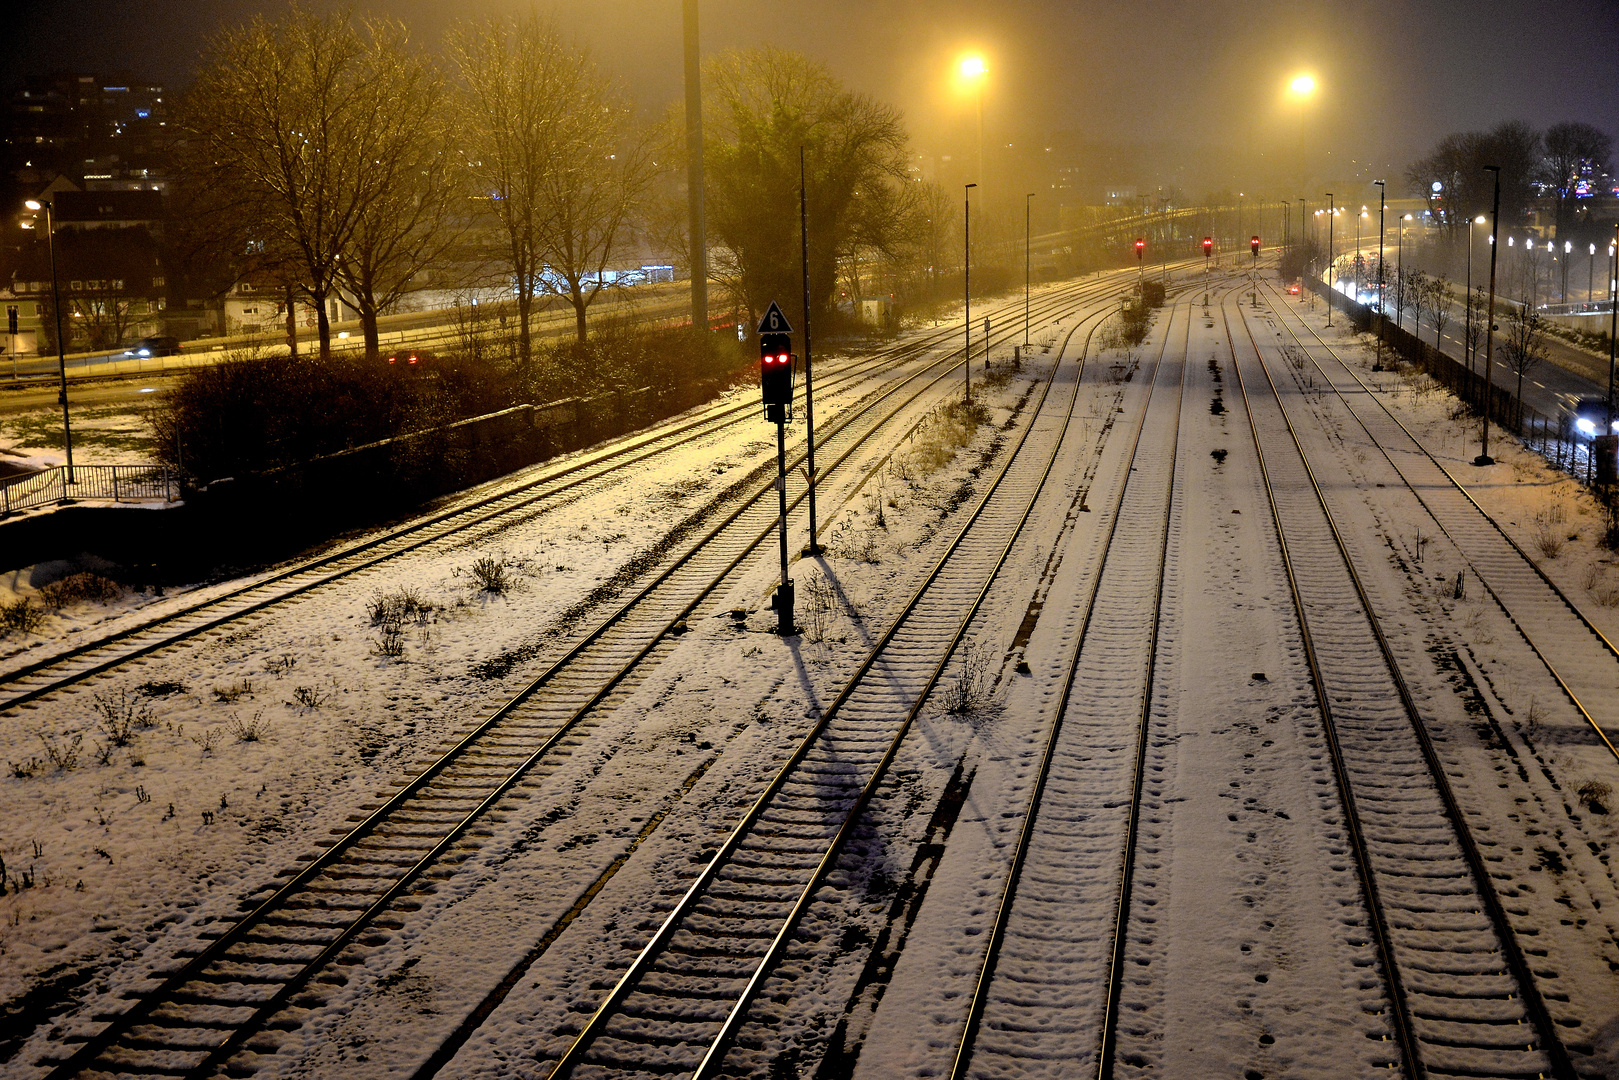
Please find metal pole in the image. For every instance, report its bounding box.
[800,148,820,556]
[965,183,976,401]
[1608,226,1617,436]
[1465,219,1474,372]
[43,201,74,484]
[1476,165,1501,466]
[1374,180,1386,370]
[682,0,707,335]
[1024,193,1032,346]
[775,417,792,635]
[1325,192,1334,326]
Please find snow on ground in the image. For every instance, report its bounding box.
[0,401,159,471]
[0,279,1089,1075]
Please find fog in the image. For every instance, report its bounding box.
[14,0,1619,202]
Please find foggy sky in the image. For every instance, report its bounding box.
[13,0,1619,198]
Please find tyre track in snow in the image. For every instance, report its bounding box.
[1225,295,1574,1080]
[538,293,1118,1080]
[24,284,1125,1080]
[0,278,1098,718]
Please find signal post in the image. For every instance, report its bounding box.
[758,301,798,635]
[1202,236,1213,305]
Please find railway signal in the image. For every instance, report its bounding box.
[1135,238,1145,288]
[1202,237,1213,306]
[757,300,797,635]
[1251,235,1261,259]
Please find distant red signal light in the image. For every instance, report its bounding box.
[1202,237,1213,255]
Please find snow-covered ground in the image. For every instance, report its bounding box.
[5,264,1614,1079]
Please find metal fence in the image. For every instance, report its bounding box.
[1,464,180,517]
[1315,280,1613,486]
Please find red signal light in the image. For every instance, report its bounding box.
[1134,239,1145,251]
[1202,237,1213,254]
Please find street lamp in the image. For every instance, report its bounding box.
[1476,164,1501,467]
[1373,180,1386,370]
[959,56,987,185]
[24,198,73,483]
[1025,193,1034,346]
[1356,208,1368,298]
[1325,193,1335,326]
[964,182,976,401]
[1466,215,1486,371]
[1590,243,1597,305]
[1564,239,1573,303]
[1397,212,1413,330]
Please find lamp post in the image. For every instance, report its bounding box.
[1476,164,1501,467]
[1608,226,1617,449]
[1396,213,1411,331]
[1563,240,1572,303]
[1373,180,1386,370]
[1325,193,1335,326]
[1281,199,1290,251]
[1590,243,1597,305]
[1466,215,1485,372]
[964,182,976,401]
[799,146,820,556]
[25,198,73,483]
[1025,192,1033,346]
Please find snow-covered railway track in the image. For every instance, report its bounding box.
[1258,281,1619,760]
[943,289,1186,1079]
[0,279,1096,717]
[28,287,1120,1080]
[541,302,1113,1080]
[1226,297,1575,1080]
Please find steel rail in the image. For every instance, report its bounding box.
[548,301,1114,1080]
[1,277,1103,713]
[947,287,1190,1080]
[1259,279,1619,761]
[35,281,1116,1080]
[1228,296,1576,1079]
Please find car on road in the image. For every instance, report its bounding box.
[383,348,437,371]
[124,335,181,358]
[1572,396,1619,438]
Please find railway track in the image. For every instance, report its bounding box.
[1256,280,1619,759]
[27,282,1127,1080]
[944,286,1187,1078]
[1225,294,1574,1079]
[540,297,1123,1080]
[0,274,1115,717]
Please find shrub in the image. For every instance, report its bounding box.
[470,557,511,594]
[0,597,45,635]
[38,572,122,609]
[1578,779,1612,813]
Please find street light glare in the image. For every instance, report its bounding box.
[25,199,41,210]
[1289,74,1316,97]
[959,55,987,80]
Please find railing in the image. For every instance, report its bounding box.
[1312,278,1613,486]
[1,464,180,517]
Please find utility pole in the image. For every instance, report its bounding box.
[799,148,820,555]
[1373,180,1386,370]
[965,183,976,401]
[682,0,706,335]
[1025,193,1033,346]
[1603,224,1618,486]
[1476,165,1501,467]
[1325,192,1335,327]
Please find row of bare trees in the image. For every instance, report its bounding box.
[176,6,957,366]
[180,6,652,365]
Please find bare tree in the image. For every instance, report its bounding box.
[534,63,658,343]
[1502,304,1547,425]
[1464,286,1487,371]
[334,23,465,359]
[448,14,573,370]
[1541,121,1613,241]
[1409,269,1431,338]
[183,5,404,360]
[1427,273,1452,353]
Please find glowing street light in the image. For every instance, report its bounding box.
[958,55,988,184]
[1289,73,1317,97]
